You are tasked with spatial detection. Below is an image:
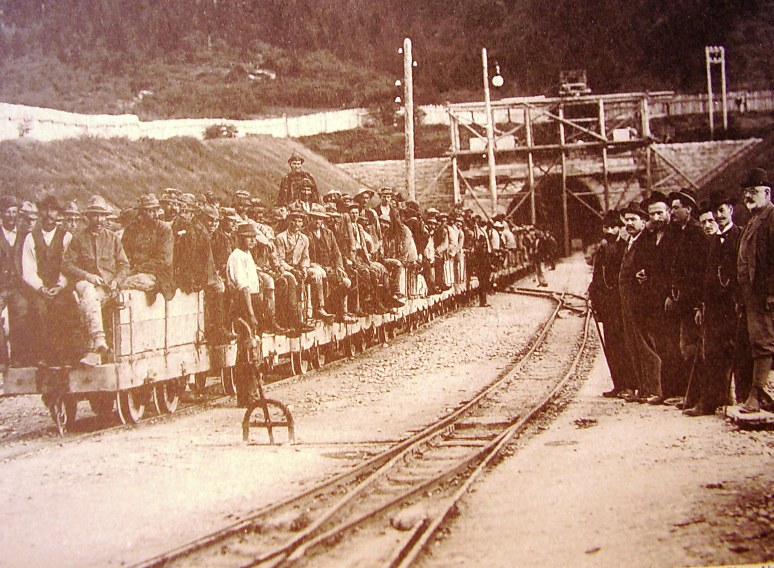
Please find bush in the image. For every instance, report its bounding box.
[203,123,238,139]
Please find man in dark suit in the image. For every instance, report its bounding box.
[736,168,774,413]
[685,190,741,415]
[618,201,660,403]
[0,195,31,369]
[63,195,130,366]
[664,188,707,400]
[589,210,630,398]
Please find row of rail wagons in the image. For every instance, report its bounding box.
[0,252,532,433]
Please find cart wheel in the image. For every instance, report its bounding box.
[48,396,77,435]
[88,393,115,420]
[117,388,149,424]
[153,380,181,414]
[290,351,309,375]
[221,367,237,396]
[314,343,329,369]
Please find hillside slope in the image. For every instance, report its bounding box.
[0,136,365,208]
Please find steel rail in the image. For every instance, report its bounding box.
[388,306,593,568]
[134,288,568,568]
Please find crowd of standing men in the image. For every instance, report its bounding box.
[590,168,774,415]
[0,151,555,379]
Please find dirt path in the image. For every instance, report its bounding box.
[421,343,774,568]
[0,261,586,567]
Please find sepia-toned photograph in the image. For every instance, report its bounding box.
[0,1,772,566]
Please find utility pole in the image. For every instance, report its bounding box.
[705,45,728,139]
[403,38,416,201]
[482,48,497,217]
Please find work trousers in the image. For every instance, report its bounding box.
[0,288,31,367]
[620,285,662,398]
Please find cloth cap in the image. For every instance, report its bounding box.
[20,201,38,216]
[237,223,258,237]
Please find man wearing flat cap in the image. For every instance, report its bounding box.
[21,194,74,365]
[277,151,319,207]
[663,187,707,401]
[589,209,631,398]
[736,168,774,412]
[122,194,175,301]
[63,195,130,366]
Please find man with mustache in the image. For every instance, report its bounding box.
[736,168,774,413]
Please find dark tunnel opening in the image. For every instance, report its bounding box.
[506,176,603,252]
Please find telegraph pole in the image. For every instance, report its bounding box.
[482,48,497,217]
[403,38,416,201]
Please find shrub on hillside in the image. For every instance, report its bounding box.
[204,123,238,139]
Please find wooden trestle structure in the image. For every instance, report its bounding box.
[446,92,674,254]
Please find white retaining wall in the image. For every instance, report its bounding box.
[0,103,367,142]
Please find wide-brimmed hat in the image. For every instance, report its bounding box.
[288,206,307,219]
[138,194,160,209]
[667,188,698,209]
[308,204,328,219]
[740,167,770,189]
[425,207,439,217]
[20,201,38,218]
[0,195,19,210]
[288,150,305,165]
[324,203,341,218]
[621,201,648,220]
[62,200,82,218]
[83,195,112,215]
[179,193,197,211]
[234,189,251,200]
[324,189,342,199]
[355,188,374,201]
[378,215,392,225]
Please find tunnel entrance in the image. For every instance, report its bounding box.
[506,176,603,252]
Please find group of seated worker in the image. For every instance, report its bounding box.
[0,181,540,371]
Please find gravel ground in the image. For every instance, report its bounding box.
[0,264,564,567]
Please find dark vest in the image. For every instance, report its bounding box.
[31,227,66,288]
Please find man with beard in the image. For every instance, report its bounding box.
[122,194,175,301]
[589,210,631,398]
[277,151,319,207]
[736,168,774,413]
[685,190,742,415]
[63,195,130,366]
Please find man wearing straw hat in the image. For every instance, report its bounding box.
[63,195,130,366]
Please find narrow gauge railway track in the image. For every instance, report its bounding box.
[135,287,591,568]
[0,283,489,461]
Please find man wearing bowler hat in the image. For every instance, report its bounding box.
[618,201,662,404]
[736,168,774,412]
[63,195,130,366]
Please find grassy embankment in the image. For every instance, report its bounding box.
[0,136,363,208]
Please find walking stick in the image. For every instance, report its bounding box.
[590,308,607,353]
[682,311,705,412]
